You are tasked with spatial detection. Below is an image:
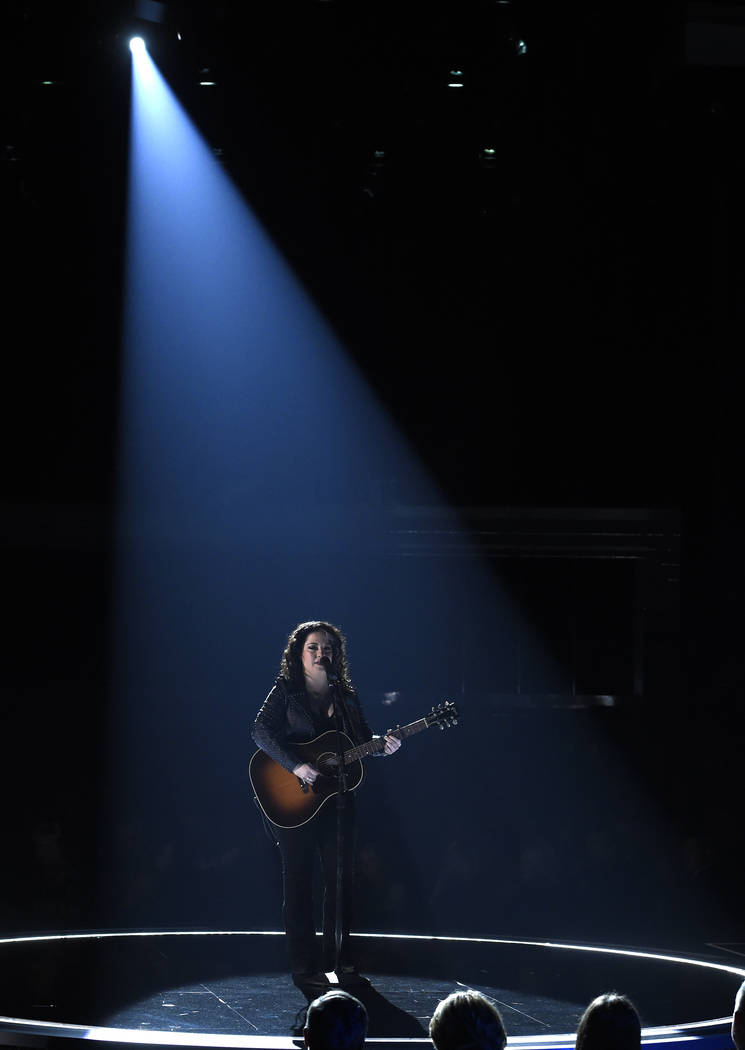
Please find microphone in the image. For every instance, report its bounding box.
[319,656,339,682]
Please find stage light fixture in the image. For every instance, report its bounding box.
[129,37,146,55]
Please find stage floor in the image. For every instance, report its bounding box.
[0,931,743,1049]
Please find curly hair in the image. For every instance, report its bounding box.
[280,620,353,691]
[429,990,506,1050]
[575,993,641,1050]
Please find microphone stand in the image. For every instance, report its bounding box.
[327,671,349,976]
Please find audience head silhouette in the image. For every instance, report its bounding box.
[575,992,641,1050]
[429,989,507,1050]
[733,979,745,1050]
[304,989,368,1050]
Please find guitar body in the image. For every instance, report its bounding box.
[250,730,364,829]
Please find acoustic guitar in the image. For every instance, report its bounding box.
[249,700,458,828]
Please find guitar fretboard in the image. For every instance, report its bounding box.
[343,716,434,765]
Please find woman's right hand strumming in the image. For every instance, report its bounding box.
[293,762,320,785]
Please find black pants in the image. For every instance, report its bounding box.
[274,794,356,974]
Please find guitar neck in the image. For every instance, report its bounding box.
[343,715,436,764]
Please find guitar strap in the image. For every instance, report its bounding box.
[334,688,356,743]
[336,687,370,749]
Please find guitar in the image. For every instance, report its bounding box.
[249,700,459,828]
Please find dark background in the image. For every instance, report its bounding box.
[2,0,743,948]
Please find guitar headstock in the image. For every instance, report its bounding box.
[428,700,458,729]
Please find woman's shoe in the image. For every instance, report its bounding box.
[292,971,331,992]
[336,966,369,987]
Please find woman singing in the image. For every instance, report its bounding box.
[252,620,401,991]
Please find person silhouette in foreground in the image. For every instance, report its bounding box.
[575,992,641,1050]
[304,988,368,1050]
[429,989,507,1050]
[732,980,745,1050]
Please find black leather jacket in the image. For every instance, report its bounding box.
[252,675,374,774]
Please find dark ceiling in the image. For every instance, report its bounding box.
[4,1,744,507]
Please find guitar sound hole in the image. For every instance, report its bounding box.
[316,752,340,778]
